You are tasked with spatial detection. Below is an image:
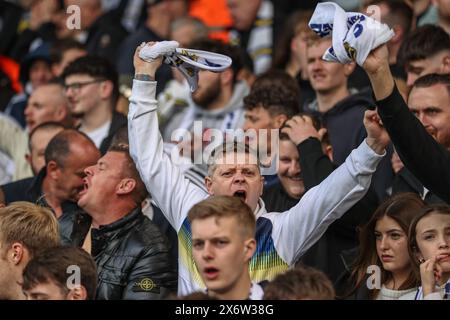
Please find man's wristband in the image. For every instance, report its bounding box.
[134,74,155,81]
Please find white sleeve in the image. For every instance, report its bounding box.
[269,140,385,264]
[128,80,207,232]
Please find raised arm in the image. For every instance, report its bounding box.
[282,116,377,237]
[362,44,450,203]
[271,110,389,264]
[128,43,207,231]
[362,44,395,101]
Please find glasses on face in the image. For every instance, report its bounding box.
[63,79,105,92]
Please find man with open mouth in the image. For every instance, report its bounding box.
[188,196,261,300]
[59,143,177,300]
[128,41,390,296]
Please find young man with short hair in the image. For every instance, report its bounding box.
[22,246,97,300]
[0,202,59,299]
[62,56,127,154]
[188,196,261,300]
[243,70,300,157]
[399,25,450,87]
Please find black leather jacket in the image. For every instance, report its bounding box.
[59,207,177,300]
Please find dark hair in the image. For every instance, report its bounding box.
[251,69,300,100]
[279,113,330,146]
[50,39,86,64]
[28,121,66,151]
[61,55,119,104]
[22,246,97,300]
[110,126,128,146]
[107,143,149,204]
[398,25,450,67]
[366,0,413,35]
[244,70,300,118]
[272,10,313,71]
[279,113,322,139]
[347,193,425,299]
[188,196,256,238]
[190,39,243,85]
[408,204,450,279]
[46,77,65,86]
[412,73,450,95]
[263,265,335,300]
[44,129,95,167]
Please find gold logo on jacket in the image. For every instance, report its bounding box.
[137,278,155,291]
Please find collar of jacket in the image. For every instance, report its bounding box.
[94,206,142,234]
[90,206,143,256]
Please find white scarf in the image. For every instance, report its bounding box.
[308,2,394,66]
[139,40,232,92]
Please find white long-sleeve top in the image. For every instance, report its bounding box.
[128,79,385,295]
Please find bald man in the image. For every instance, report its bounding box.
[24,81,72,132]
[0,129,100,218]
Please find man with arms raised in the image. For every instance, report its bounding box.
[128,41,389,295]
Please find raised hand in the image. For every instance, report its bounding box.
[361,43,395,100]
[420,256,442,297]
[391,150,404,174]
[133,42,163,78]
[362,43,389,75]
[364,109,390,154]
[281,115,327,146]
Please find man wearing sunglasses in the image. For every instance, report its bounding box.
[61,56,127,154]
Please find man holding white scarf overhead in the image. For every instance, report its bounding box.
[128,40,390,295]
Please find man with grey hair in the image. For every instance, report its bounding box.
[128,41,390,296]
[0,202,59,300]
